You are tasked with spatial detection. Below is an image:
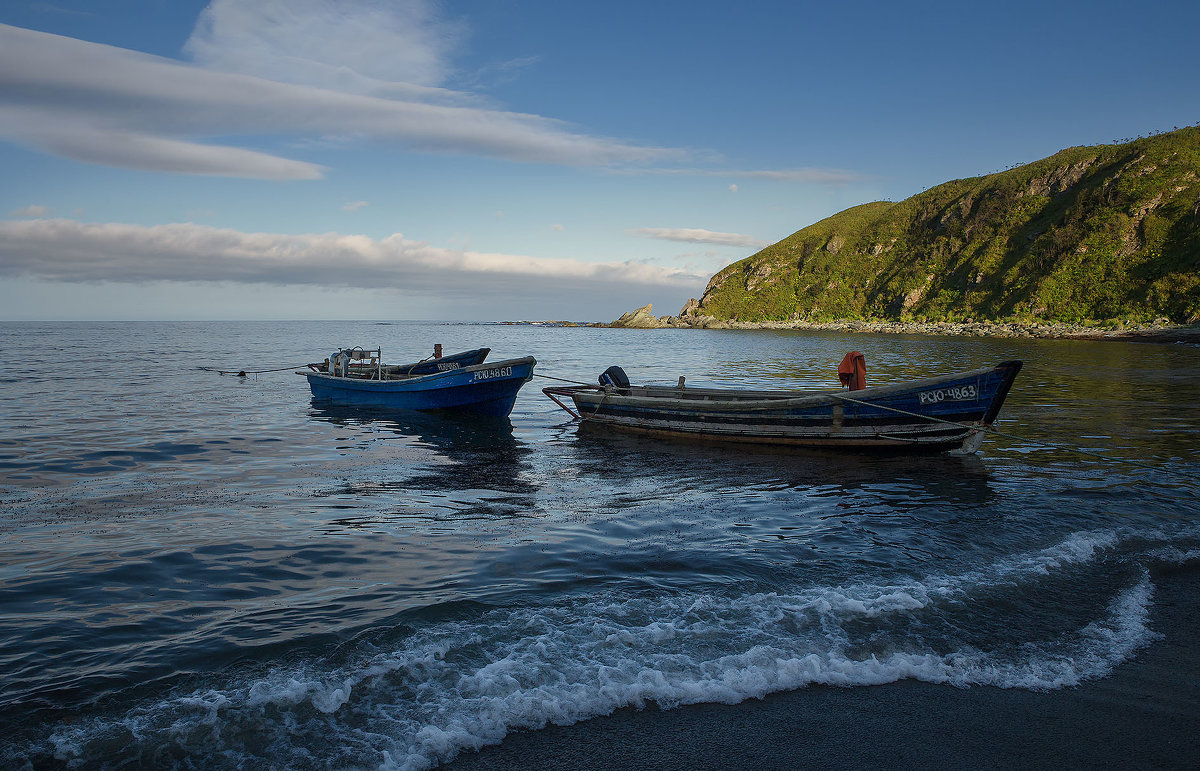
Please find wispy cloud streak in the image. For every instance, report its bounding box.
[628,227,768,248]
[0,22,679,178]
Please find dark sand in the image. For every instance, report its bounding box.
[448,566,1200,770]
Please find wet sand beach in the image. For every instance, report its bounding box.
[449,565,1200,770]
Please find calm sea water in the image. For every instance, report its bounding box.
[1,321,1198,769]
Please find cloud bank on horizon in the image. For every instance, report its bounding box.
[0,218,705,300]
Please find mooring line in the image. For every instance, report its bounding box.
[200,364,311,376]
[533,373,595,386]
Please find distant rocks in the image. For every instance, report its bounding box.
[607,303,705,329]
[609,303,665,328]
[496,319,603,327]
[609,303,734,329]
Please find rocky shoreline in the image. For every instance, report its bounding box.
[606,304,1200,343]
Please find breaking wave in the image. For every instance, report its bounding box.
[25,527,1197,769]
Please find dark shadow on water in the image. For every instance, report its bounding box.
[309,402,520,448]
[307,402,538,500]
[571,422,996,507]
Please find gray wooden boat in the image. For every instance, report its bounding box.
[543,359,1023,453]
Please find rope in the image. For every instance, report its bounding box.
[578,389,613,423]
[200,364,311,375]
[534,373,596,386]
[828,392,984,430]
[393,352,436,377]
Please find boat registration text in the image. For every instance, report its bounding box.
[918,385,977,405]
[472,366,513,381]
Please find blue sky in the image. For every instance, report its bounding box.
[1,0,1197,320]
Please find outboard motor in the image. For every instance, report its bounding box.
[598,365,631,392]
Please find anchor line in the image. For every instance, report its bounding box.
[200,364,310,376]
[533,373,595,386]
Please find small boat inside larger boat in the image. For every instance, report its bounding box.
[543,357,1022,453]
[300,346,536,417]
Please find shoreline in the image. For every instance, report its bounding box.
[498,316,1200,343]
[600,306,1200,343]
[677,317,1200,343]
[446,565,1200,770]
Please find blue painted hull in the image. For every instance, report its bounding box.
[304,357,536,417]
[546,361,1022,452]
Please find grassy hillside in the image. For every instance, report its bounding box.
[690,128,1200,325]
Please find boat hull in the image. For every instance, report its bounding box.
[548,361,1021,453]
[305,357,536,417]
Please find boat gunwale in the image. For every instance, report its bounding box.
[299,355,537,385]
[552,361,1019,414]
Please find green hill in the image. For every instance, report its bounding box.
[686,127,1200,325]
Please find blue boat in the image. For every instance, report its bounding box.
[543,357,1022,453]
[301,347,536,416]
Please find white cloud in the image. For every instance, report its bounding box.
[628,227,768,249]
[10,204,49,217]
[342,201,370,211]
[28,125,324,180]
[0,22,680,179]
[185,0,465,99]
[728,184,738,193]
[551,224,565,231]
[0,219,705,300]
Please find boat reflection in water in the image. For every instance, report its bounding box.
[305,403,536,533]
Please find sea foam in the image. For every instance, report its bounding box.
[38,526,1193,770]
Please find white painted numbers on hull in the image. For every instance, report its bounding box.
[471,366,513,381]
[918,384,978,405]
